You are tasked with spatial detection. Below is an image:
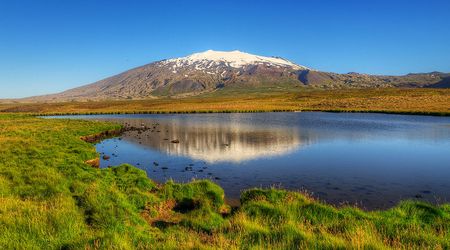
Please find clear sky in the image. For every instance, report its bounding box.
[1,0,450,98]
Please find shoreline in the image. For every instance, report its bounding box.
[2,88,449,118]
[32,108,450,117]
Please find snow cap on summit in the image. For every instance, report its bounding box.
[163,50,308,70]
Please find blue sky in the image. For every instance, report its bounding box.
[1,0,449,98]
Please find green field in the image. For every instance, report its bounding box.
[1,114,449,249]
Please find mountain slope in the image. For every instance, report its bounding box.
[25,50,449,101]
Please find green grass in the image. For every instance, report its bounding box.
[0,114,449,249]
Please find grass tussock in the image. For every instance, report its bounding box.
[0,114,449,249]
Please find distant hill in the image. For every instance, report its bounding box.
[428,74,450,88]
[23,50,449,102]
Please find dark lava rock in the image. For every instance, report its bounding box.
[415,194,423,199]
[214,177,221,180]
[153,162,159,166]
[162,167,168,170]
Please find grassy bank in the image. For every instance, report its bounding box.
[1,88,450,116]
[0,114,449,249]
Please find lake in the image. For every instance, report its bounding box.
[53,112,450,210]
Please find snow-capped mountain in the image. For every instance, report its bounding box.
[26,50,449,101]
[35,50,312,100]
[160,50,308,71]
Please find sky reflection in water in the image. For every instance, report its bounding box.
[58,112,450,210]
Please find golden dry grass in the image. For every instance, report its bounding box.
[1,88,449,116]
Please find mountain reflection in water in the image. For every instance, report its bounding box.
[120,119,305,163]
[50,112,450,210]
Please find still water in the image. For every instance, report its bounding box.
[55,112,450,209]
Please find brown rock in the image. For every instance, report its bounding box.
[85,158,100,168]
